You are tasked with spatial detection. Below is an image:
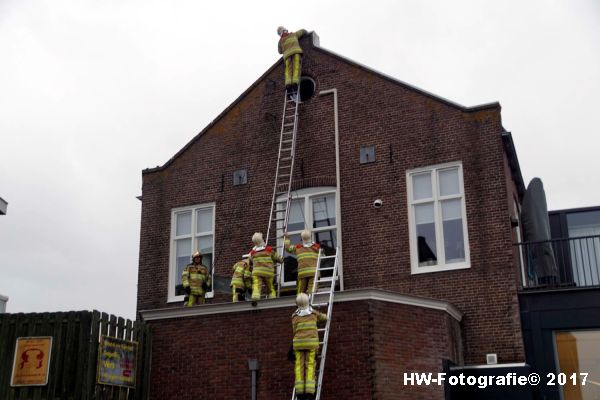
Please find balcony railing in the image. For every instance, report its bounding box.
[515,235,600,289]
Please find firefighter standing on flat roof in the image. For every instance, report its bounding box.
[230,254,252,302]
[284,230,320,295]
[249,232,283,300]
[182,251,210,306]
[277,26,307,91]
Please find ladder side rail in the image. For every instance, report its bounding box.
[266,94,292,244]
[315,252,339,400]
[309,248,323,301]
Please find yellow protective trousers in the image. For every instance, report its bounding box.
[184,294,205,307]
[297,276,315,295]
[284,54,302,87]
[231,287,246,303]
[294,349,317,395]
[251,275,276,300]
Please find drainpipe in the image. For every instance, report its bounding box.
[248,359,259,400]
[318,88,344,291]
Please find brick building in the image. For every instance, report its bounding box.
[137,32,526,399]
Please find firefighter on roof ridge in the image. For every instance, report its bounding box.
[249,232,283,300]
[230,254,252,302]
[277,26,307,91]
[284,230,320,294]
[292,293,327,400]
[182,251,210,306]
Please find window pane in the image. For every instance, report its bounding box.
[287,199,305,232]
[194,236,213,276]
[439,168,460,196]
[176,212,192,236]
[415,204,437,266]
[196,235,213,255]
[196,208,213,233]
[283,233,302,257]
[315,229,337,277]
[555,330,600,400]
[412,172,432,200]
[442,199,465,263]
[175,238,191,295]
[313,194,336,228]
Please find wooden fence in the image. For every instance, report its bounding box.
[0,310,151,400]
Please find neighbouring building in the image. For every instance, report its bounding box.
[137,32,528,399]
[519,205,600,400]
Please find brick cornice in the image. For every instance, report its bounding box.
[139,288,463,322]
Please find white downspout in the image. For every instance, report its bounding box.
[319,89,344,291]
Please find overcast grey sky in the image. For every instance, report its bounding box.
[1,0,599,320]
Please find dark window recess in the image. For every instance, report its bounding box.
[360,146,376,164]
[233,169,247,185]
[299,76,316,102]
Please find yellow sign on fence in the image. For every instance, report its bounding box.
[11,337,53,386]
[97,335,138,388]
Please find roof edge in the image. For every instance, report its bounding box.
[143,31,500,175]
[312,44,500,113]
[501,131,526,198]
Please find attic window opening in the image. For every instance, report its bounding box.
[299,76,316,102]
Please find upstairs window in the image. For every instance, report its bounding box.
[168,203,215,302]
[277,187,338,286]
[407,162,470,274]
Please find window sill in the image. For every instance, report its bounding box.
[167,292,215,303]
[411,263,470,275]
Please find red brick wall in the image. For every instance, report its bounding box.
[138,36,525,366]
[147,300,458,400]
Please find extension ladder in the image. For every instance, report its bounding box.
[265,85,302,294]
[291,250,340,400]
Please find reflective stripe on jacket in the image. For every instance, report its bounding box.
[231,260,252,289]
[292,310,327,350]
[278,29,307,60]
[285,240,320,279]
[182,264,210,295]
[250,246,283,278]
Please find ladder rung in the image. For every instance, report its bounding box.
[317,328,326,332]
[282,140,293,144]
[318,267,335,271]
[311,303,328,307]
[278,174,290,178]
[271,217,286,222]
[284,123,295,127]
[281,147,292,152]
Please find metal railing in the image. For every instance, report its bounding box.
[515,235,600,289]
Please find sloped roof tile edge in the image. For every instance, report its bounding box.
[139,288,464,322]
[313,44,500,113]
[143,31,500,174]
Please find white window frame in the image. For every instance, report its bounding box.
[407,161,470,274]
[168,202,216,303]
[276,187,342,288]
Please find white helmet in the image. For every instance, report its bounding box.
[301,229,311,242]
[277,26,287,36]
[252,232,265,246]
[296,293,310,309]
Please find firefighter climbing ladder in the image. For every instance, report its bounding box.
[291,249,340,400]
